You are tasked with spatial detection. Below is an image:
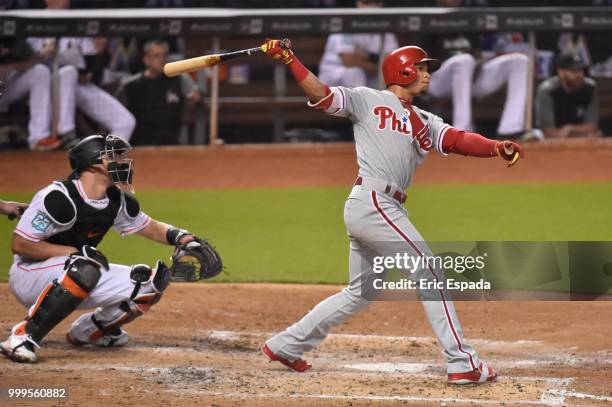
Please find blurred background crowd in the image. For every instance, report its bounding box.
[1,0,611,150]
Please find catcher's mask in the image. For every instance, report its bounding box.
[69,134,135,192]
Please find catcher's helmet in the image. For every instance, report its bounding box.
[68,135,134,190]
[382,46,441,86]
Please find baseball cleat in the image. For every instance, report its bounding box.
[262,344,312,373]
[0,323,40,363]
[447,362,498,385]
[67,328,129,348]
[31,135,63,152]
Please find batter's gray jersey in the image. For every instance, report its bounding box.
[267,84,483,375]
[313,86,452,190]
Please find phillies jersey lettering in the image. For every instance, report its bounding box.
[372,105,433,151]
[316,86,451,190]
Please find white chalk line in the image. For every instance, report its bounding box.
[187,390,566,406]
[548,390,612,402]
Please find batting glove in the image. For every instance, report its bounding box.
[261,38,294,65]
[495,140,524,167]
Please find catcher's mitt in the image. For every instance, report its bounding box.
[169,238,223,282]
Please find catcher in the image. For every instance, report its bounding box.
[1,135,222,363]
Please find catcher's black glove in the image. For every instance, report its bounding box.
[167,229,223,282]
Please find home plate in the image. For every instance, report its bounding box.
[344,362,432,374]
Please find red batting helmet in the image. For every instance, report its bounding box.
[382,46,441,86]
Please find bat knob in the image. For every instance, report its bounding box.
[279,38,292,50]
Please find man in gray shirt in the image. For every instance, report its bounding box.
[535,53,602,138]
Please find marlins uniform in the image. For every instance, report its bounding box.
[9,178,158,346]
[1,135,174,364]
[28,38,135,141]
[319,33,398,88]
[427,34,529,137]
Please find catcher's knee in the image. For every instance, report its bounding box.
[65,258,102,294]
[129,261,170,311]
[68,261,170,345]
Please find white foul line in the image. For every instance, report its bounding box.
[194,391,566,406]
[545,390,612,402]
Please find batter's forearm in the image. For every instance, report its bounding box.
[11,234,77,260]
[442,128,498,157]
[298,72,330,103]
[282,52,327,103]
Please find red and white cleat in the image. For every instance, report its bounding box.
[447,362,498,385]
[262,344,312,373]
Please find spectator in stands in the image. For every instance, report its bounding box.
[318,0,398,88]
[535,53,602,138]
[117,39,201,145]
[426,0,535,140]
[30,37,136,147]
[28,0,136,147]
[0,38,60,150]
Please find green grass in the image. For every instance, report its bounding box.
[1,182,611,284]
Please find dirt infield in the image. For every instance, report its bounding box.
[1,283,611,406]
[1,138,611,192]
[1,139,611,406]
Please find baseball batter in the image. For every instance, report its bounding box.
[1,135,211,363]
[260,39,523,384]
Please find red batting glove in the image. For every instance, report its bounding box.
[261,38,295,65]
[495,140,524,167]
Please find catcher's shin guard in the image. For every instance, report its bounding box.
[67,261,169,346]
[24,259,101,344]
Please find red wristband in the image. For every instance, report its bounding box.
[289,57,309,82]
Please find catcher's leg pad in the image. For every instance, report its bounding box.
[68,261,169,345]
[25,259,101,344]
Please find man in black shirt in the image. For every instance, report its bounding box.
[117,39,200,145]
[535,53,602,138]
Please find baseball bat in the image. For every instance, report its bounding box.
[163,39,291,77]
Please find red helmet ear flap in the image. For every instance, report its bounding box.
[399,66,418,82]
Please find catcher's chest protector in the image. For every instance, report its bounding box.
[47,180,122,248]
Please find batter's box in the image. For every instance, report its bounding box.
[244,369,571,406]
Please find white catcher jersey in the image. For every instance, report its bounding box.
[312,86,451,191]
[14,179,150,263]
